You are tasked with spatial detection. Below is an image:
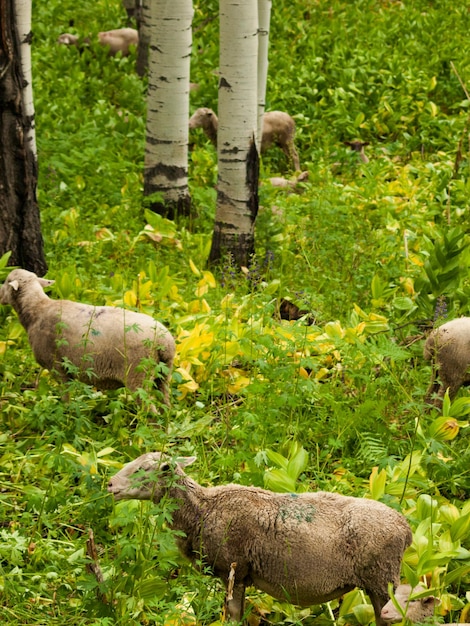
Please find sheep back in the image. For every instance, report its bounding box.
[424,317,470,405]
[178,486,411,607]
[0,269,175,403]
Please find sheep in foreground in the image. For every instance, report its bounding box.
[380,584,441,623]
[0,269,175,407]
[108,452,412,624]
[189,107,301,171]
[424,317,470,407]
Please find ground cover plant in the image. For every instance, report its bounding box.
[1,0,470,623]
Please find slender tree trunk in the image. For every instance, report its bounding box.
[0,0,47,275]
[143,0,193,220]
[209,0,259,267]
[135,0,150,77]
[122,0,137,21]
[257,0,271,147]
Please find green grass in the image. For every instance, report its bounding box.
[1,0,470,623]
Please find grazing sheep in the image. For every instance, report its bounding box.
[97,28,138,56]
[108,452,412,624]
[0,269,175,407]
[424,317,470,407]
[268,170,309,192]
[380,584,441,623]
[57,33,82,47]
[58,29,138,57]
[189,107,301,170]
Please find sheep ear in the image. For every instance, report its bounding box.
[8,280,19,291]
[422,596,440,607]
[38,278,55,288]
[176,456,196,468]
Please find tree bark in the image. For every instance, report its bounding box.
[135,0,150,77]
[208,0,259,268]
[257,0,271,148]
[143,0,193,220]
[0,0,47,275]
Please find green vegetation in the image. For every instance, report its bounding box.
[1,0,470,623]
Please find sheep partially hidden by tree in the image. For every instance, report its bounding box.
[0,269,175,407]
[380,584,441,623]
[189,107,301,171]
[108,452,412,624]
[424,317,470,408]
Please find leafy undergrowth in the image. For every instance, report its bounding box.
[1,0,470,624]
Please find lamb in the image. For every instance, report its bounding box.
[107,452,413,624]
[188,107,301,171]
[380,584,441,623]
[423,317,470,408]
[0,269,175,407]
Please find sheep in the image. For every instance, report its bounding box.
[58,29,138,57]
[0,269,175,408]
[423,317,470,408]
[189,107,301,171]
[57,33,82,47]
[268,170,309,192]
[380,584,441,623]
[107,452,413,624]
[97,28,138,56]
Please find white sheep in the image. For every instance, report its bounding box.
[108,452,413,624]
[0,269,175,407]
[424,317,470,408]
[380,584,441,623]
[97,28,138,56]
[58,29,138,57]
[188,107,301,171]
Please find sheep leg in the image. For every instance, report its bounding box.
[281,141,300,171]
[225,582,246,622]
[425,381,443,407]
[289,142,300,171]
[368,590,389,626]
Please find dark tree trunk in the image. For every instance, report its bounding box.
[208,139,259,268]
[0,0,47,276]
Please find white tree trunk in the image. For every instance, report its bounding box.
[209,0,259,266]
[144,0,193,218]
[257,0,271,149]
[14,0,36,157]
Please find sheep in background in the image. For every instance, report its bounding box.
[380,584,441,623]
[0,269,175,408]
[108,452,412,624]
[57,33,82,47]
[97,28,138,56]
[58,28,138,57]
[424,317,470,408]
[189,107,301,171]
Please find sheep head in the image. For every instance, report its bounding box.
[108,452,196,502]
[188,108,217,131]
[57,33,80,46]
[380,584,441,623]
[0,269,54,305]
